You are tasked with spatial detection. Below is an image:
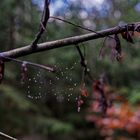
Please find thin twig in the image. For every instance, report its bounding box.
[75,44,93,81]
[0,131,17,140]
[31,0,50,48]
[75,45,86,67]
[50,16,114,39]
[0,55,55,72]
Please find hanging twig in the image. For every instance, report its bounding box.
[75,45,86,67]
[31,0,50,48]
[0,131,17,140]
[114,34,122,61]
[75,44,93,81]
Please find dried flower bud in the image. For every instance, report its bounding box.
[77,96,84,112]
[21,62,27,84]
[80,83,89,97]
[0,59,4,84]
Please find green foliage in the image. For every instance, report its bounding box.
[129,86,140,104]
[35,116,74,134]
[0,84,34,110]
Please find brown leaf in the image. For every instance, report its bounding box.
[121,31,134,44]
[134,23,140,32]
[0,59,4,84]
[114,34,122,61]
[21,62,28,84]
[93,80,108,114]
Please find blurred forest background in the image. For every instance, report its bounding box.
[0,0,140,140]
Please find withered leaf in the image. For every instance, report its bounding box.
[134,23,140,32]
[114,34,122,61]
[121,31,134,44]
[21,62,28,84]
[93,80,108,114]
[80,83,89,97]
[0,59,4,84]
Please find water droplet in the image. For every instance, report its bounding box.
[61,72,64,76]
[56,77,60,80]
[74,83,77,86]
[28,78,31,81]
[35,96,38,99]
[70,66,74,70]
[57,95,64,102]
[69,88,73,91]
[40,82,43,84]
[77,107,81,112]
[28,95,33,99]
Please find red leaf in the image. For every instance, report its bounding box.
[93,80,103,93]
[77,97,84,112]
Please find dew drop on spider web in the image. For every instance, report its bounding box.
[21,60,81,108]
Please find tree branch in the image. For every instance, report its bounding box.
[0,55,55,72]
[1,22,140,59]
[50,16,113,38]
[0,131,17,140]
